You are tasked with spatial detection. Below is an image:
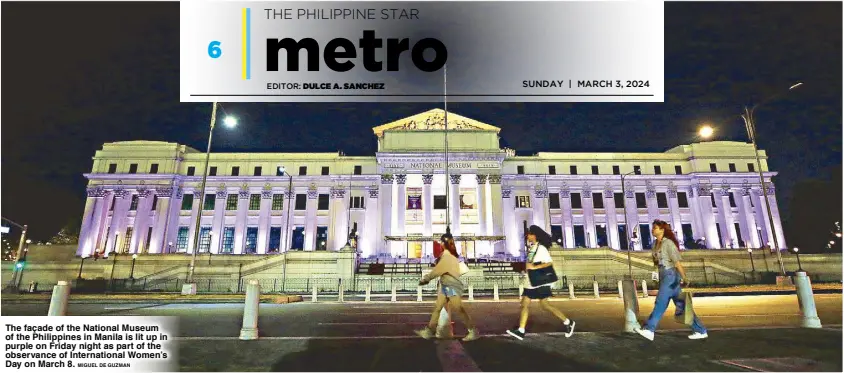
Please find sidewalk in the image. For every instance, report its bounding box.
[0,293,303,304]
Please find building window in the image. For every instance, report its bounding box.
[612,165,620,175]
[221,227,235,253]
[571,193,582,209]
[268,227,282,252]
[517,165,525,174]
[245,227,258,253]
[710,194,717,208]
[678,192,689,208]
[321,166,329,175]
[675,165,682,175]
[635,193,647,208]
[656,192,668,208]
[291,227,305,250]
[729,163,737,173]
[748,163,755,172]
[226,194,238,210]
[317,194,329,210]
[728,192,737,208]
[614,193,625,208]
[231,166,240,176]
[591,165,599,175]
[354,165,362,175]
[204,194,216,210]
[209,166,217,176]
[272,194,284,210]
[108,163,117,174]
[350,196,365,209]
[249,194,260,210]
[549,193,560,209]
[129,164,138,174]
[151,195,158,211]
[709,163,717,172]
[316,226,329,250]
[110,195,116,211]
[150,164,159,174]
[129,195,139,211]
[434,195,447,209]
[633,165,641,175]
[176,227,189,252]
[254,166,262,176]
[295,194,307,210]
[299,166,307,175]
[570,165,578,175]
[187,166,196,176]
[654,165,662,175]
[548,165,556,175]
[182,194,194,210]
[592,193,604,208]
[122,228,133,253]
[198,227,212,253]
[517,195,531,208]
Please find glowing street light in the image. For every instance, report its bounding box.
[223,116,238,128]
[698,125,714,139]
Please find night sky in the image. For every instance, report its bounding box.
[2,2,841,244]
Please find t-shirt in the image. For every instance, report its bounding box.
[525,242,553,289]
[653,239,682,269]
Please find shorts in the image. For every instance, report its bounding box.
[522,286,553,300]
[440,285,461,297]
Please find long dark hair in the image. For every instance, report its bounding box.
[653,220,679,249]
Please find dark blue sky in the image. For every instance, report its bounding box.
[2,2,841,241]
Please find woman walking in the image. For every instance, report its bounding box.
[506,225,575,340]
[636,219,708,341]
[414,233,479,341]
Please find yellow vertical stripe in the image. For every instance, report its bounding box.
[242,8,247,80]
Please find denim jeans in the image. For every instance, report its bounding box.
[644,268,707,334]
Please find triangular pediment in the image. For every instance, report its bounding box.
[372,109,501,137]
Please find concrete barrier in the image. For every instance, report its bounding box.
[468,285,474,301]
[391,285,397,302]
[47,281,70,316]
[794,272,822,328]
[621,279,639,333]
[641,281,649,298]
[417,286,423,302]
[365,284,371,302]
[493,283,499,301]
[568,282,575,299]
[593,281,600,299]
[312,284,318,302]
[617,280,623,298]
[338,279,344,303]
[238,280,260,340]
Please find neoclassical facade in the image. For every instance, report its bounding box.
[76,109,787,260]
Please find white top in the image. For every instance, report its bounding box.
[525,242,553,289]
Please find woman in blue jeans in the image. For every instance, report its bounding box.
[636,220,708,341]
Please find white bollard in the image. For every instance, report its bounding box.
[568,282,575,299]
[794,272,822,328]
[493,283,500,301]
[391,285,397,302]
[417,286,423,302]
[312,284,318,302]
[47,281,70,316]
[593,281,600,299]
[436,304,454,338]
[338,279,344,303]
[621,278,640,333]
[239,280,260,340]
[641,280,649,298]
[468,285,474,301]
[618,280,624,298]
[365,284,371,302]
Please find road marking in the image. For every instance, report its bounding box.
[318,322,441,325]
[700,313,799,317]
[357,312,431,315]
[436,340,482,372]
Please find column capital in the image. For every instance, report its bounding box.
[395,174,407,185]
[331,186,346,199]
[137,188,152,198]
[502,187,512,198]
[694,183,712,197]
[261,189,273,199]
[238,188,250,199]
[603,182,614,199]
[380,174,394,184]
[667,182,678,198]
[216,188,228,199]
[422,174,434,185]
[86,186,108,198]
[645,181,656,198]
[113,188,130,199]
[476,174,488,184]
[581,182,592,198]
[155,187,174,198]
[534,187,548,199]
[488,174,502,184]
[368,185,379,198]
[450,174,462,185]
[559,182,570,198]
[307,184,319,199]
[763,183,776,195]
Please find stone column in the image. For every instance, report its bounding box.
[712,191,731,248]
[476,174,488,239]
[603,186,619,250]
[532,186,548,232]
[186,190,202,254]
[257,188,273,254]
[734,187,754,248]
[667,183,683,246]
[696,185,720,249]
[501,186,520,257]
[131,188,154,253]
[764,184,787,250]
[379,175,394,257]
[280,189,294,252]
[621,184,640,250]
[363,185,379,258]
[488,175,505,255]
[149,187,175,254]
[163,187,182,254]
[109,189,132,254]
[448,174,461,240]
[210,189,227,254]
[234,188,250,254]
[560,185,575,248]
[331,186,349,251]
[687,187,705,244]
[645,182,659,222]
[78,187,108,256]
[304,185,318,251]
[395,174,407,243]
[582,184,597,247]
[422,174,434,257]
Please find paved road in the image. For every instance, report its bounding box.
[3,294,841,371]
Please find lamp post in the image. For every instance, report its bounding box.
[279,166,293,291]
[619,170,640,333]
[620,171,637,278]
[793,247,802,272]
[747,248,756,273]
[2,218,28,292]
[740,82,803,277]
[78,254,88,279]
[187,102,237,287]
[129,254,138,279]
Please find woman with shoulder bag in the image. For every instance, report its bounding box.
[636,220,708,341]
[506,225,576,340]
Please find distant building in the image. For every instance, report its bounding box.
[76,109,786,260]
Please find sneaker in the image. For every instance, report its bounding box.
[563,320,576,338]
[506,328,525,340]
[414,328,435,340]
[688,332,708,340]
[636,328,655,341]
[462,328,479,342]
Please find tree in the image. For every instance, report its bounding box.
[49,223,80,245]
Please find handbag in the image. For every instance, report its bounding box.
[528,265,558,287]
[683,290,695,325]
[458,261,470,277]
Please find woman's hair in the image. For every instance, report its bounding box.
[443,238,459,258]
[653,220,679,249]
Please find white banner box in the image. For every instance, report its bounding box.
[180,1,664,103]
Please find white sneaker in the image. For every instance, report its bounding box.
[636,328,655,341]
[462,328,479,342]
[688,332,708,340]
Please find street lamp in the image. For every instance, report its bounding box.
[740,83,803,277]
[187,102,238,287]
[698,125,714,139]
[620,170,638,278]
[793,247,802,272]
[78,254,89,279]
[279,165,293,292]
[129,254,138,279]
[2,218,28,292]
[619,170,640,333]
